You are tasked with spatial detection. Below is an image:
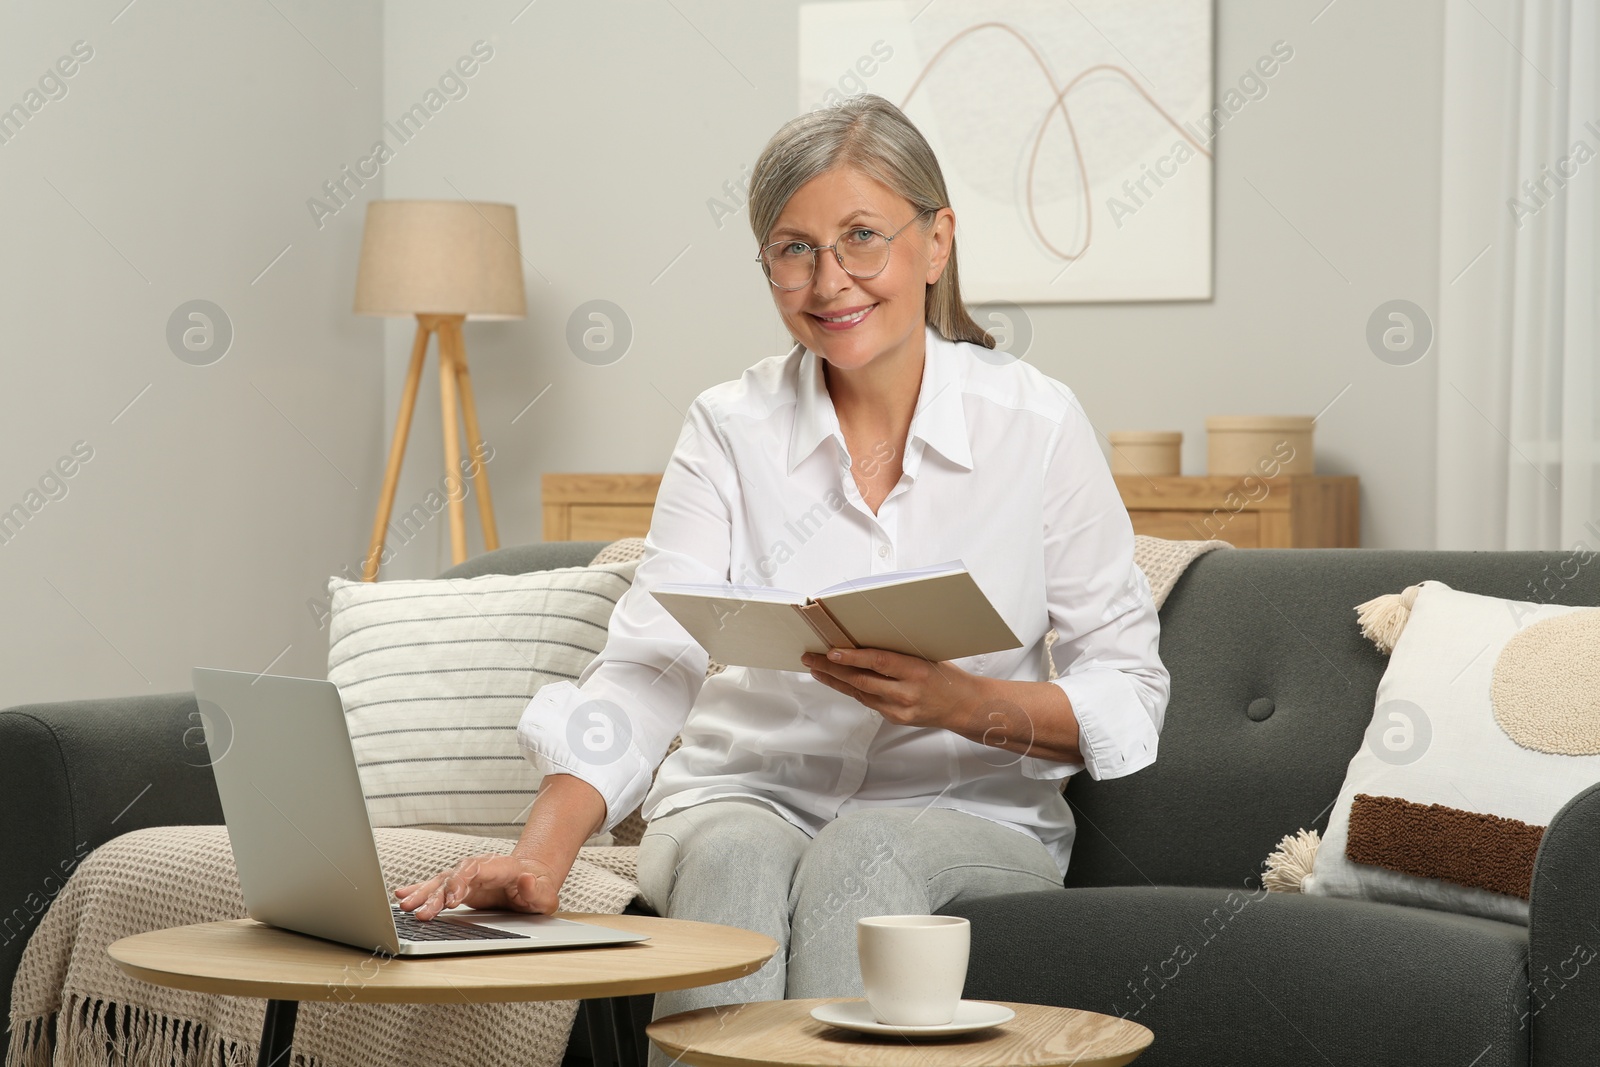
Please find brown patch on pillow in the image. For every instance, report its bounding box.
[1346,793,1545,900]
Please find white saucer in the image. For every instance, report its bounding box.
[810,999,1015,1036]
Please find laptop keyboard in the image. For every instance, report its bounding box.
[391,909,529,942]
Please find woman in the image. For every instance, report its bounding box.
[396,94,1168,1057]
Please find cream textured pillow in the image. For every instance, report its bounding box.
[1302,580,1600,923]
[326,560,639,842]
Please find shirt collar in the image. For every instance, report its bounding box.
[787,322,973,475]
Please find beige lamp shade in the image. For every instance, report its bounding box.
[353,200,527,319]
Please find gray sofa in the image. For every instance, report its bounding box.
[5,541,1598,1067]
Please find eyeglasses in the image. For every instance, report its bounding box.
[756,207,936,290]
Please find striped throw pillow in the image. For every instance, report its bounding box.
[326,560,639,841]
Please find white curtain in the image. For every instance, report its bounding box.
[1436,0,1600,550]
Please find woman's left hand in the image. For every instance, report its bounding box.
[801,647,988,730]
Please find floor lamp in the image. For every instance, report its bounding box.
[353,200,527,581]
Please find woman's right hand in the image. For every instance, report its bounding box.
[394,773,604,921]
[393,853,564,920]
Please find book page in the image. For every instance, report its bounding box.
[812,559,967,598]
[649,582,806,604]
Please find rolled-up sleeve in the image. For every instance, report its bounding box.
[517,395,736,833]
[1020,383,1170,783]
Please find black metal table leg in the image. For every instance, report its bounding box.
[259,999,298,1067]
[607,995,642,1067]
[582,996,645,1067]
[585,997,622,1067]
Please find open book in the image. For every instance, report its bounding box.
[648,560,1021,672]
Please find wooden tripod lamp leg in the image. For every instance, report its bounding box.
[441,318,500,551]
[363,317,433,581]
[437,315,470,566]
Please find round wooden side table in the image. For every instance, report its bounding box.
[646,997,1154,1067]
[109,913,776,1067]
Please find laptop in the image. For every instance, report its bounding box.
[191,666,649,957]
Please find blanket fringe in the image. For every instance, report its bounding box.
[3,1013,51,1067]
[8,997,317,1067]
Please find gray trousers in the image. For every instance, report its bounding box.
[634,795,1064,1067]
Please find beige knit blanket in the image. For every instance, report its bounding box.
[6,827,642,1067]
[7,535,1225,1067]
[1130,533,1231,610]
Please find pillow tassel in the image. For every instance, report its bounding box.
[1262,828,1321,893]
[1355,583,1424,654]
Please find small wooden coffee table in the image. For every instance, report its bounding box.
[108,913,776,1067]
[647,997,1153,1067]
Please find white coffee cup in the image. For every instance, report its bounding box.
[856,914,970,1026]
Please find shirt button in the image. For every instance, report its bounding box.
[877,544,889,558]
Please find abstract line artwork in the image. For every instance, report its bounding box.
[800,0,1215,303]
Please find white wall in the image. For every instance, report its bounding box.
[1,0,1447,706]
[0,2,386,706]
[375,0,1445,586]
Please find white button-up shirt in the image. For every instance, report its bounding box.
[518,323,1169,877]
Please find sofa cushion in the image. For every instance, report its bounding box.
[945,885,1530,1067]
[326,561,638,840]
[1306,581,1600,924]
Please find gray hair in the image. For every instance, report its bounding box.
[747,94,995,350]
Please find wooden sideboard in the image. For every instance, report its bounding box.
[542,473,662,542]
[1114,474,1359,548]
[542,472,1360,548]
